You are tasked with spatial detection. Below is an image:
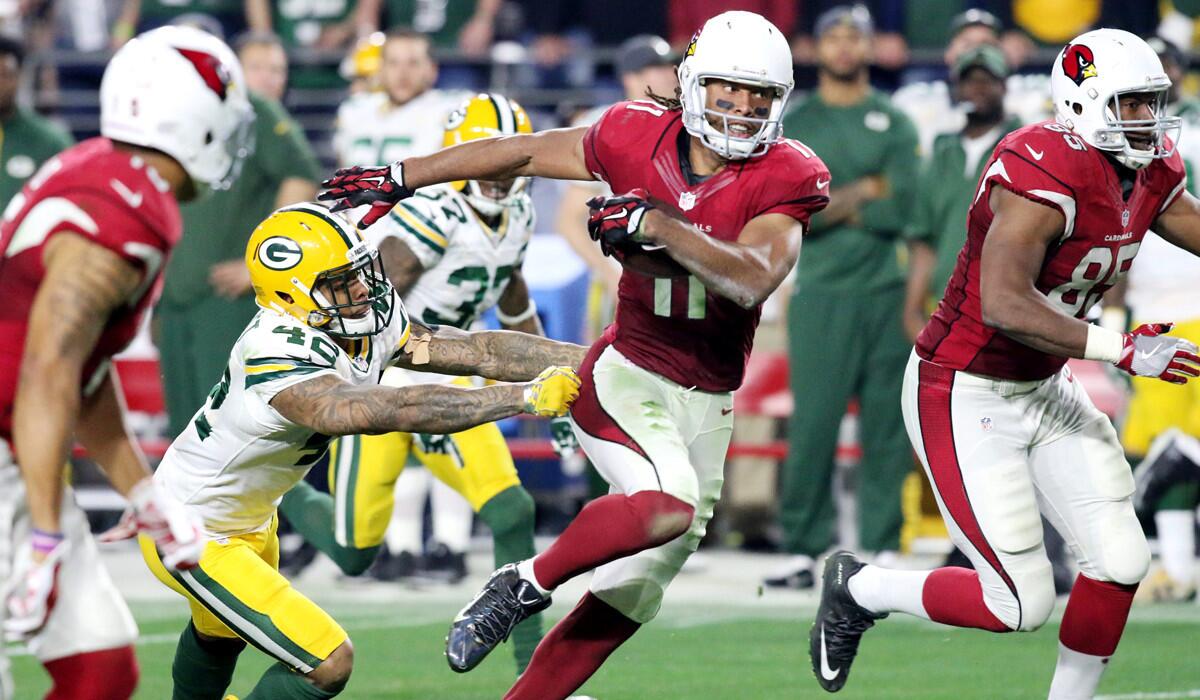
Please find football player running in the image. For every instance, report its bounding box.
[278,93,554,673]
[320,11,830,699]
[0,26,252,700]
[809,29,1200,699]
[137,202,582,699]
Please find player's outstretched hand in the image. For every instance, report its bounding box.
[318,161,414,228]
[523,366,582,417]
[128,477,205,571]
[1115,323,1200,384]
[587,188,656,256]
[4,531,68,642]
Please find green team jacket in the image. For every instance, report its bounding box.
[0,107,72,208]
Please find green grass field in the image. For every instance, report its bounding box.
[10,601,1200,699]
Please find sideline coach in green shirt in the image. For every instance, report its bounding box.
[0,37,73,208]
[903,45,1019,341]
[768,6,919,588]
[157,34,321,437]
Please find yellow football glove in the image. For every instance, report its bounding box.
[523,366,582,417]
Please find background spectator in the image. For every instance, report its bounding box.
[793,1,908,70]
[110,0,245,48]
[0,36,71,207]
[767,4,918,589]
[237,31,289,102]
[358,0,501,57]
[247,0,373,88]
[667,0,795,47]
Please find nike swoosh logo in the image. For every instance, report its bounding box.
[1025,144,1044,161]
[721,407,734,416]
[816,178,829,189]
[819,624,840,681]
[110,178,143,208]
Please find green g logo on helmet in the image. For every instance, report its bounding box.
[258,236,303,270]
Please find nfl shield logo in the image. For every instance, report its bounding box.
[679,191,697,211]
[1122,209,1130,228]
[980,417,993,432]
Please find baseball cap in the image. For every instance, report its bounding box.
[814,4,874,39]
[949,8,1002,38]
[616,34,676,76]
[952,44,1009,80]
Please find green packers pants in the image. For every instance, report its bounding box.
[157,296,258,438]
[779,284,912,556]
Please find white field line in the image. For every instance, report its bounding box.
[1097,691,1200,699]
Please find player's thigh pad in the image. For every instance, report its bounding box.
[571,344,700,505]
[329,431,412,549]
[901,354,1056,630]
[589,385,733,624]
[414,377,521,511]
[140,521,346,673]
[1030,376,1149,585]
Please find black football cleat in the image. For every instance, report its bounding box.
[1134,430,1200,514]
[446,563,551,673]
[810,551,887,693]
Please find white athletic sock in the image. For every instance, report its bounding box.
[516,558,552,595]
[1047,642,1109,700]
[385,467,431,554]
[1155,510,1197,585]
[846,564,931,618]
[431,479,473,553]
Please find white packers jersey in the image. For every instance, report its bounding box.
[334,89,470,166]
[367,184,535,330]
[892,74,1052,156]
[155,300,411,537]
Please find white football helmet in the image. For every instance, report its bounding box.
[678,11,793,160]
[100,26,254,191]
[1050,28,1181,170]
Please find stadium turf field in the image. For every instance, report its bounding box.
[9,600,1199,699]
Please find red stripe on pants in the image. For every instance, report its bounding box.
[917,360,1023,628]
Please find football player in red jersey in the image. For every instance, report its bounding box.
[0,26,252,700]
[320,11,829,699]
[810,29,1200,698]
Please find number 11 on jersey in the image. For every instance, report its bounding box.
[654,276,706,319]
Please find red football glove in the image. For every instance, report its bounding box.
[318,161,414,228]
[586,189,656,257]
[1114,323,1200,384]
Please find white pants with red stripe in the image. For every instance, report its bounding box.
[0,459,138,677]
[571,343,734,623]
[901,351,1149,630]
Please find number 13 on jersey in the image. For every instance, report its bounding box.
[653,276,707,319]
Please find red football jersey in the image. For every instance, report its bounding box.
[917,121,1187,380]
[0,138,182,441]
[583,101,830,391]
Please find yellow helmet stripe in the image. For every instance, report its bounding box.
[489,93,516,134]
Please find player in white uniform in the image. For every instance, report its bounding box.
[330,25,473,577]
[278,94,555,672]
[138,202,584,699]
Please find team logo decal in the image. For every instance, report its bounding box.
[258,236,303,270]
[176,48,231,100]
[678,191,697,211]
[980,417,994,432]
[1122,209,1130,228]
[445,106,466,130]
[685,31,699,57]
[1061,44,1098,86]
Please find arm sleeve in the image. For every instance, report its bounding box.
[240,322,341,402]
[860,110,921,235]
[257,97,322,183]
[369,194,452,269]
[902,156,937,243]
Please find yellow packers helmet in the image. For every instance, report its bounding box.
[246,202,395,338]
[443,93,533,217]
[339,31,385,87]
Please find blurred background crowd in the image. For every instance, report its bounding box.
[4,0,1200,603]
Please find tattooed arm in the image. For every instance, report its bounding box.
[14,234,148,536]
[270,373,529,436]
[393,321,586,381]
